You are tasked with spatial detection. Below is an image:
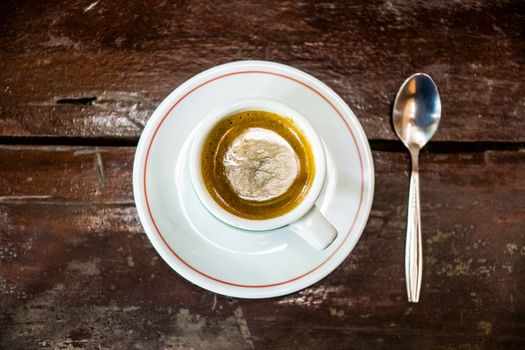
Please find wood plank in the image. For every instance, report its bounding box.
[0,146,133,203]
[1,146,524,348]
[0,1,524,141]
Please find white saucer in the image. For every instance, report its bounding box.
[133,61,374,298]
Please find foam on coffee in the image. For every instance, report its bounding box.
[200,110,315,220]
[223,127,299,201]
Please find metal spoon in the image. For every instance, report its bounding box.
[393,73,441,303]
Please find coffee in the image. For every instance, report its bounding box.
[200,110,315,220]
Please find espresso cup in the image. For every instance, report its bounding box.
[189,99,337,250]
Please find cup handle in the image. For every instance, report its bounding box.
[289,206,338,250]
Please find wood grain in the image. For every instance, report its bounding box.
[1,146,523,349]
[1,1,524,349]
[0,0,524,141]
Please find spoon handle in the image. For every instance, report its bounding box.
[406,149,422,302]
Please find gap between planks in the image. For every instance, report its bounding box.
[0,136,523,154]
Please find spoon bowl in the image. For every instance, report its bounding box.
[393,74,441,150]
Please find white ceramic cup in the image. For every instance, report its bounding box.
[189,98,337,250]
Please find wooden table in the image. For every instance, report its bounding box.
[1,1,524,349]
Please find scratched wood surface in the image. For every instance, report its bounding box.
[1,0,525,349]
[0,147,524,349]
[0,0,524,142]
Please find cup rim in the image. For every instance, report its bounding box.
[189,98,327,231]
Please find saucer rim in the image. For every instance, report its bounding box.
[133,60,375,298]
